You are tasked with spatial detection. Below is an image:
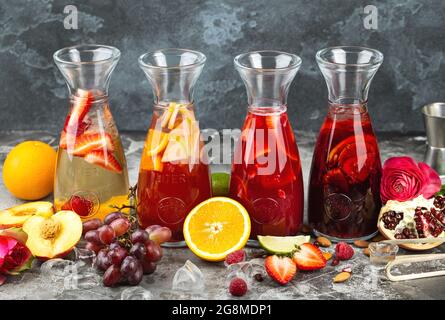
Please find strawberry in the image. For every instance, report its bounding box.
[84,150,122,173]
[264,255,297,285]
[292,243,327,271]
[70,133,115,156]
[62,195,94,217]
[64,89,94,133]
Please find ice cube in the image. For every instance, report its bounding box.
[226,258,266,284]
[121,286,153,300]
[72,247,96,272]
[40,259,76,282]
[64,272,101,290]
[172,260,205,292]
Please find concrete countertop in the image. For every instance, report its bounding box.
[0,130,443,300]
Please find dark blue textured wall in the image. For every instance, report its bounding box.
[0,0,444,133]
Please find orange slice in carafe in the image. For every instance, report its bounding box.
[145,129,169,157]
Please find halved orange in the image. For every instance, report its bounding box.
[183,197,251,262]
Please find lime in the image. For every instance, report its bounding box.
[258,235,311,254]
[211,172,230,196]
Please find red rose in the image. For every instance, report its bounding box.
[380,156,441,204]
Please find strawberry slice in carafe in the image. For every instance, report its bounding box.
[229,51,304,243]
[53,45,130,221]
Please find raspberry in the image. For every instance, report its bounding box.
[229,277,248,297]
[225,249,246,265]
[335,242,354,260]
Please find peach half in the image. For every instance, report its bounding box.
[0,201,54,229]
[23,210,82,259]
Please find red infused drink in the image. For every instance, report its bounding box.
[308,46,384,241]
[308,104,381,239]
[230,107,304,239]
[229,50,304,242]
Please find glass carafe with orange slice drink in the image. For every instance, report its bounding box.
[137,49,212,247]
[53,45,130,221]
[229,51,304,244]
[308,46,383,241]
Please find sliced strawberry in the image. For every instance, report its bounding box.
[84,150,122,173]
[64,89,94,133]
[61,196,94,217]
[70,133,115,156]
[292,243,327,271]
[264,255,297,285]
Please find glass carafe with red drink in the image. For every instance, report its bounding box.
[137,49,211,247]
[53,45,130,221]
[229,51,304,243]
[308,46,384,241]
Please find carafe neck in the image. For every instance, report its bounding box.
[235,51,301,108]
[54,45,120,99]
[316,46,383,105]
[139,49,206,105]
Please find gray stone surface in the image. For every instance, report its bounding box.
[1,0,444,133]
[0,130,444,300]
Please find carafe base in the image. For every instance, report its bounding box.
[313,229,379,243]
[161,240,187,248]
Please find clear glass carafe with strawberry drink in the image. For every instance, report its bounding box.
[308,46,384,241]
[137,49,211,247]
[229,51,304,243]
[53,45,129,220]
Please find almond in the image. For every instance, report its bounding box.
[353,240,369,248]
[323,252,333,261]
[333,272,351,283]
[363,248,370,257]
[316,236,331,247]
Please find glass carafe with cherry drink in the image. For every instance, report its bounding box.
[308,46,384,241]
[137,49,212,247]
[229,51,304,243]
[53,45,130,220]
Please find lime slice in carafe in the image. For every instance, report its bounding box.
[258,235,311,254]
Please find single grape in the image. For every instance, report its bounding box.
[145,240,163,262]
[85,241,103,254]
[145,225,162,235]
[104,211,124,225]
[129,242,147,260]
[140,257,157,275]
[110,217,131,237]
[103,265,122,287]
[108,247,128,266]
[127,260,143,285]
[109,241,122,250]
[84,230,101,244]
[130,229,150,244]
[120,256,139,278]
[96,249,111,271]
[149,227,172,244]
[82,218,102,234]
[98,225,116,245]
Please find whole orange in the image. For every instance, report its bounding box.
[3,141,56,200]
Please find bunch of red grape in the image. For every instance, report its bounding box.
[82,211,172,287]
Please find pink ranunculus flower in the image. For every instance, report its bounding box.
[0,229,33,285]
[380,156,442,204]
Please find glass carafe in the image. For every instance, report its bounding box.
[137,49,212,247]
[308,46,384,241]
[53,44,130,220]
[229,51,304,243]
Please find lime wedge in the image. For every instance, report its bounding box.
[258,235,311,254]
[211,172,230,196]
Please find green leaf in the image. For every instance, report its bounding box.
[435,185,445,196]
